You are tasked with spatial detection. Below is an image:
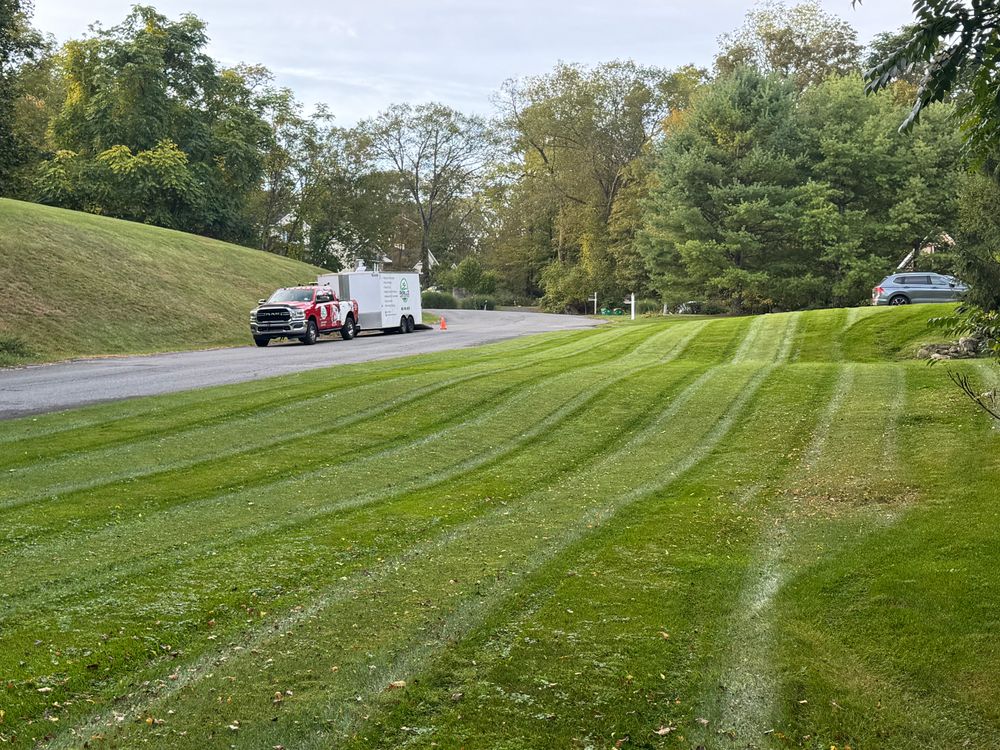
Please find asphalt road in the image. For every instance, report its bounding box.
[0,309,602,419]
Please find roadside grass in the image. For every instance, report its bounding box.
[0,199,326,363]
[0,305,997,748]
[0,335,34,367]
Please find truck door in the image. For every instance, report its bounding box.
[316,291,336,331]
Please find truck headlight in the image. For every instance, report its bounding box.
[290,309,306,320]
[250,311,258,321]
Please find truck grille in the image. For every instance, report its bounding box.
[257,307,291,322]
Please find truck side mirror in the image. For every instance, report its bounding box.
[258,299,266,305]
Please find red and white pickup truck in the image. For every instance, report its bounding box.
[249,285,359,346]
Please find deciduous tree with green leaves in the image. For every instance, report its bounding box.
[34,6,268,241]
[358,103,495,279]
[0,0,41,188]
[716,0,862,89]
[493,61,703,311]
[864,0,1000,386]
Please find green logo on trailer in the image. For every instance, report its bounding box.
[399,278,410,303]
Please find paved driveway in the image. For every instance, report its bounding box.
[0,309,602,419]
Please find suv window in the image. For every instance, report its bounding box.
[893,276,911,285]
[931,276,952,286]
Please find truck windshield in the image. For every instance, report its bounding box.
[268,289,314,303]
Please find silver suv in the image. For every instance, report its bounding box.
[872,272,967,306]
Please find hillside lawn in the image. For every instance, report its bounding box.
[0,199,326,365]
[1,305,999,748]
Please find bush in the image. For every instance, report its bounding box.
[422,290,458,309]
[701,300,730,315]
[0,335,34,366]
[636,298,662,315]
[459,297,496,311]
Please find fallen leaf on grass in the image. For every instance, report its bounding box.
[272,692,284,704]
[696,717,709,726]
[227,722,240,731]
[615,737,629,748]
[654,725,675,736]
[388,680,406,689]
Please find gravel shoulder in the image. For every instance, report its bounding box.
[0,309,603,419]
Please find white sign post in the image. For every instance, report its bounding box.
[630,292,635,320]
[590,292,598,316]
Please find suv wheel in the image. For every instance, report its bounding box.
[889,295,910,306]
[253,336,269,347]
[300,320,319,345]
[340,316,357,340]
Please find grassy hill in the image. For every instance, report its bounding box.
[0,199,326,365]
[1,304,997,748]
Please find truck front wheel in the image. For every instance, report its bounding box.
[300,320,319,345]
[340,316,357,340]
[253,336,270,348]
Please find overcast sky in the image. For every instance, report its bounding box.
[34,0,915,123]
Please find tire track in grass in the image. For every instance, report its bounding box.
[3,324,705,612]
[712,361,908,747]
[731,316,765,363]
[0,326,617,468]
[56,316,790,747]
[2,326,649,510]
[0,325,623,487]
[47,328,722,746]
[2,325,656,522]
[246,315,800,745]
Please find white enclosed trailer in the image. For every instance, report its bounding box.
[316,271,422,334]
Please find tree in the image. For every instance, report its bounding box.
[0,0,42,188]
[637,69,960,312]
[494,61,700,310]
[864,25,922,89]
[716,0,862,89]
[35,6,269,240]
[359,103,494,278]
[863,0,1000,150]
[865,0,1000,414]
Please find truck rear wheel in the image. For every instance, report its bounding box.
[407,315,415,332]
[253,336,269,348]
[340,316,357,340]
[300,320,319,345]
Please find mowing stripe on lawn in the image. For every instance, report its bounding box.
[1,325,703,611]
[0,326,620,466]
[1,325,657,510]
[61,315,797,747]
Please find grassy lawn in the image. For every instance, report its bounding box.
[0,199,325,365]
[1,305,998,748]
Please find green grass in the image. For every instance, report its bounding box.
[0,199,326,364]
[1,305,998,749]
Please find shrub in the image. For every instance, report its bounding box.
[422,290,458,309]
[459,297,496,311]
[0,335,34,366]
[636,298,662,315]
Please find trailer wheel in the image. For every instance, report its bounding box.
[253,336,269,348]
[340,315,357,340]
[300,320,319,345]
[406,315,415,332]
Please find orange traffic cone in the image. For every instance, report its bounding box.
[439,316,447,331]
